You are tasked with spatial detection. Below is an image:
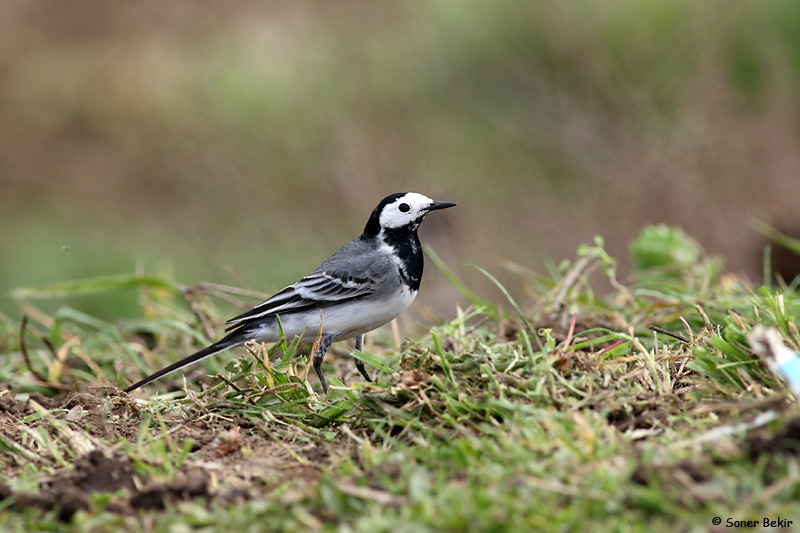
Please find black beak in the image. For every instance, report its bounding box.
[428,201,457,211]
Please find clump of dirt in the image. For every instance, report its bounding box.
[747,414,800,459]
[631,458,710,487]
[0,481,89,522]
[0,396,33,416]
[629,458,720,506]
[42,449,137,494]
[535,315,619,348]
[551,350,607,374]
[0,392,62,414]
[604,394,680,432]
[128,470,211,511]
[0,449,211,520]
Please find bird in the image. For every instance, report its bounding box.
[123,192,456,394]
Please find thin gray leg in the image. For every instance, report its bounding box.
[313,335,334,393]
[353,334,373,383]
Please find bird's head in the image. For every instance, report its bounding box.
[363,192,456,236]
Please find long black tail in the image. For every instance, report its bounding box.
[123,334,243,393]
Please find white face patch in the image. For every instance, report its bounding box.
[378,192,435,229]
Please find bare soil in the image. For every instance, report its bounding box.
[0,387,345,520]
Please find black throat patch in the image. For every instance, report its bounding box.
[380,225,424,292]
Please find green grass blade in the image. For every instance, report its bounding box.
[424,245,497,317]
[471,264,538,337]
[752,220,800,256]
[8,274,178,299]
[353,350,395,374]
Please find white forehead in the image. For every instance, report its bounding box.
[378,192,434,229]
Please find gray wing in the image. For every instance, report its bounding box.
[225,237,393,327]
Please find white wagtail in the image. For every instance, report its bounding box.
[124,192,456,394]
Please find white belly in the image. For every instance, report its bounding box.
[250,287,417,343]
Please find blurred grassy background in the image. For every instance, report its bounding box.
[3,0,800,320]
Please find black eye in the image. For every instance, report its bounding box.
[398,203,410,213]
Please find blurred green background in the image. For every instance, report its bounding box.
[3,0,800,321]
